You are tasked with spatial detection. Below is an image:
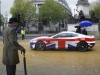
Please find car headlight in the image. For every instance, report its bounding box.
[30,39,37,42]
[30,39,34,42]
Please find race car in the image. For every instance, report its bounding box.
[30,31,95,51]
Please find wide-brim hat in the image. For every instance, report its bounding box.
[8,17,18,24]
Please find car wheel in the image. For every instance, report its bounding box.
[77,42,88,52]
[35,41,46,51]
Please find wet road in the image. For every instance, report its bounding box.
[0,40,100,75]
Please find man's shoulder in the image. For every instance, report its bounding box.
[5,26,13,29]
[3,27,14,33]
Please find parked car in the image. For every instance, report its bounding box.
[30,31,95,51]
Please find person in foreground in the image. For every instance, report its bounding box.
[2,17,26,75]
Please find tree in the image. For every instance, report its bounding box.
[89,0,100,19]
[10,0,36,26]
[73,14,77,19]
[39,0,69,25]
[0,14,4,26]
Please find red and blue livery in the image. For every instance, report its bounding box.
[30,31,95,51]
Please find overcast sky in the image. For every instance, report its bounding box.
[0,0,96,19]
[67,0,96,15]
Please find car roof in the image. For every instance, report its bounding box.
[60,31,76,34]
[60,31,86,36]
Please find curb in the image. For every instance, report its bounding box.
[0,34,100,40]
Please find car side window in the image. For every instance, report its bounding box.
[57,33,72,37]
[59,33,78,37]
[53,33,78,38]
[71,34,78,37]
[65,33,72,37]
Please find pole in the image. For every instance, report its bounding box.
[0,0,1,35]
[0,0,1,26]
[74,8,75,16]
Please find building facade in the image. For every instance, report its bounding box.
[31,0,71,14]
[27,0,71,32]
[76,0,90,18]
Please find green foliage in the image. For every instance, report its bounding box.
[0,14,5,26]
[39,0,68,24]
[90,0,100,19]
[10,0,36,25]
[73,14,77,19]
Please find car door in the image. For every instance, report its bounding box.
[53,33,78,49]
[64,33,78,49]
[52,33,68,49]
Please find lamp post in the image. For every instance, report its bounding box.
[0,0,1,26]
[5,11,8,27]
[0,0,1,35]
[74,8,75,16]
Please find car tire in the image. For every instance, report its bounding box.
[35,41,46,51]
[77,42,88,52]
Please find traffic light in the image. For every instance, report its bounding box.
[17,14,21,22]
[43,19,47,25]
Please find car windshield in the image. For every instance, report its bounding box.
[49,33,59,37]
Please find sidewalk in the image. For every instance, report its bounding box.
[0,33,100,40]
[17,33,53,37]
[0,33,54,41]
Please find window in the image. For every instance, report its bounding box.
[53,33,78,38]
[71,34,78,37]
[57,33,72,37]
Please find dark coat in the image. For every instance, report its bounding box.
[81,28,87,35]
[76,28,81,33]
[2,25,25,65]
